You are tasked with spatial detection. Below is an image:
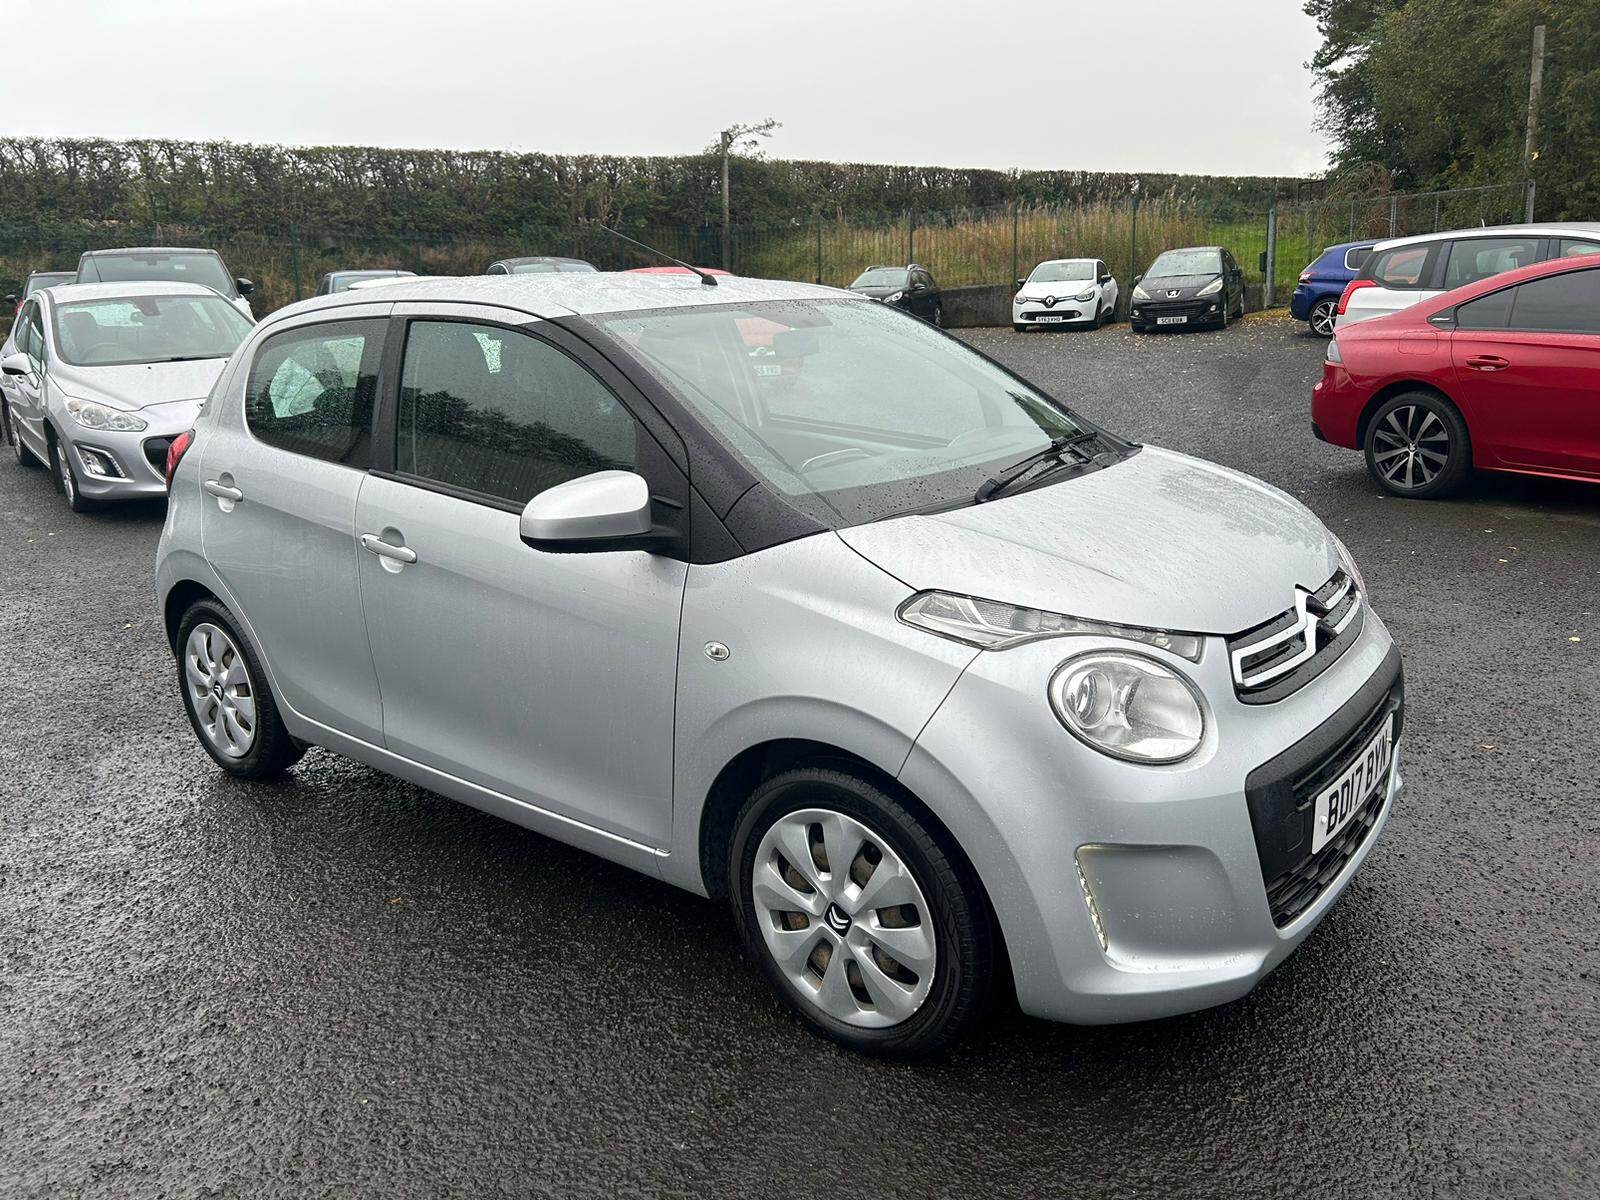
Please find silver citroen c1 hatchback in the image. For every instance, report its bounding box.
[155,272,1403,1057]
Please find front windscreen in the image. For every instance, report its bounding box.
[1028,262,1095,283]
[79,251,236,296]
[1147,250,1221,277]
[593,299,1100,525]
[510,261,598,274]
[54,295,254,367]
[849,268,910,289]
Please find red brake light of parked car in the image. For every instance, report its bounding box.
[164,429,195,490]
[1337,279,1376,315]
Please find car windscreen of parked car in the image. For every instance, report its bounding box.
[510,261,597,274]
[597,299,1096,523]
[849,267,910,289]
[79,251,237,296]
[53,295,254,367]
[1146,249,1221,277]
[1028,261,1096,283]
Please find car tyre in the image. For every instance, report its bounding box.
[48,433,97,513]
[176,597,306,778]
[1012,322,1028,333]
[1309,297,1339,337]
[1363,392,1472,499]
[932,303,945,328]
[730,766,993,1059]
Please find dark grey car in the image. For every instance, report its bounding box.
[847,265,944,326]
[1130,246,1245,332]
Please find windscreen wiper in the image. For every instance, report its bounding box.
[974,432,1097,503]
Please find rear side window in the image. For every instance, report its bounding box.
[396,321,638,506]
[1369,244,1434,289]
[245,319,383,465]
[1557,239,1600,258]
[1506,269,1600,334]
[1343,246,1371,272]
[1442,237,1539,290]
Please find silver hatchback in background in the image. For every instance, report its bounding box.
[4,282,254,511]
[156,272,1403,1057]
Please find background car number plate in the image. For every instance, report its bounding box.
[1312,714,1394,854]
[1157,315,1188,325]
[1038,315,1064,323]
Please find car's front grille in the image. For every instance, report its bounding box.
[142,436,172,474]
[1227,570,1362,704]
[1243,648,1404,928]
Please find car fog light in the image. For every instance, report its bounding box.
[1075,857,1109,953]
[77,447,122,478]
[1048,651,1205,763]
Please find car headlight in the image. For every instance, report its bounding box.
[1196,278,1224,297]
[1132,284,1151,301]
[898,591,1203,659]
[883,291,904,304]
[65,397,147,432]
[1049,651,1205,763]
[1014,293,1029,306]
[1074,288,1097,302]
[1331,533,1366,597]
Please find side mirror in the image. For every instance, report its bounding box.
[2,353,33,378]
[235,277,255,295]
[1014,278,1026,290]
[1100,274,1113,285]
[3,294,14,305]
[1134,273,1143,284]
[519,470,658,553]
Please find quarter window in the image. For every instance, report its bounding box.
[396,321,637,506]
[1442,237,1539,290]
[1370,245,1433,289]
[1505,269,1600,334]
[1455,288,1514,331]
[245,319,383,465]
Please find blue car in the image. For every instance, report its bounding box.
[1290,240,1377,336]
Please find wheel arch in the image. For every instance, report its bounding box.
[163,578,220,653]
[1356,380,1473,464]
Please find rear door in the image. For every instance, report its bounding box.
[1450,266,1600,476]
[199,306,391,743]
[352,305,687,846]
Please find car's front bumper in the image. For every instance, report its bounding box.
[899,610,1402,1025]
[58,405,196,501]
[1014,300,1098,326]
[1130,296,1224,328]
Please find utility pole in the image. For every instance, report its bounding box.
[1523,23,1547,221]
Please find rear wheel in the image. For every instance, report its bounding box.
[10,407,40,467]
[730,767,992,1059]
[1363,392,1472,498]
[1309,297,1339,337]
[176,598,305,778]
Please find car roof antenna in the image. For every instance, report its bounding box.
[594,224,718,286]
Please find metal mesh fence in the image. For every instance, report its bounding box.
[0,181,1534,327]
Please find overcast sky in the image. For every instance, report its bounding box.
[9,1,1331,177]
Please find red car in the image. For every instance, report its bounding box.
[1313,254,1600,497]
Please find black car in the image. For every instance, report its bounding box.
[485,256,598,275]
[1130,246,1245,332]
[847,264,944,326]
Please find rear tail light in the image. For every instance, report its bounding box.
[1298,268,1313,284]
[1337,279,1376,315]
[164,428,195,490]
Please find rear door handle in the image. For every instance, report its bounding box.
[203,479,243,501]
[1466,354,1510,372]
[360,533,418,565]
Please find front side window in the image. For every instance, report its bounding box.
[396,321,638,506]
[595,299,1099,525]
[1557,239,1600,258]
[245,319,382,465]
[1505,269,1600,334]
[24,305,45,369]
[79,251,237,297]
[53,295,252,367]
[1370,244,1434,289]
[1442,237,1539,290]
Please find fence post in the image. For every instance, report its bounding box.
[1011,202,1019,289]
[1388,195,1398,237]
[1126,191,1139,320]
[814,215,822,284]
[907,210,914,265]
[1264,203,1277,309]
[1524,180,1537,222]
[289,223,302,301]
[414,237,424,274]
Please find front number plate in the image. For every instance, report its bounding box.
[1157,315,1188,325]
[1311,714,1394,854]
[1038,315,1065,323]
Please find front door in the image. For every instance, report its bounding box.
[199,310,390,743]
[353,309,686,846]
[1450,267,1600,477]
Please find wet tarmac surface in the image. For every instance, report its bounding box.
[2,315,1596,1197]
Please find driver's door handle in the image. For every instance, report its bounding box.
[203,479,243,501]
[360,533,418,564]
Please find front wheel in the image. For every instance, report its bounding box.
[176,598,306,777]
[1309,297,1339,337]
[1012,322,1028,333]
[49,435,96,512]
[730,767,993,1059]
[11,408,40,468]
[1363,392,1472,498]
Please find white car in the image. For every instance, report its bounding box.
[1012,259,1117,331]
[1335,222,1600,328]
